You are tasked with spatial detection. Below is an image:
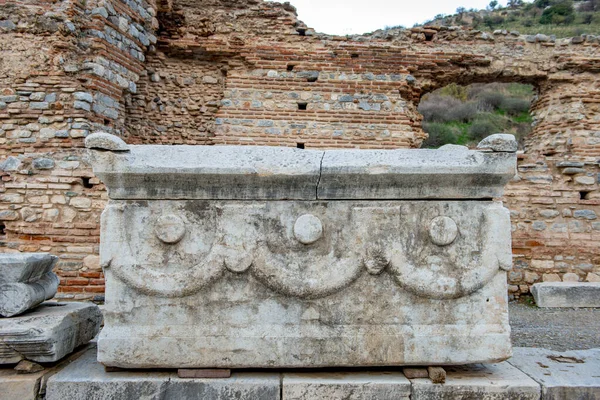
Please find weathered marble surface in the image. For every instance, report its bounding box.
[508,347,600,400]
[92,138,517,368]
[0,303,101,364]
[90,144,516,201]
[46,348,281,400]
[283,372,411,400]
[532,282,600,308]
[0,253,59,317]
[98,200,512,368]
[410,362,541,400]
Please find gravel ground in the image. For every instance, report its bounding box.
[509,300,600,351]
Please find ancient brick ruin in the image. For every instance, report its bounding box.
[0,0,599,300]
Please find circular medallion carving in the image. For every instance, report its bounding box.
[155,214,186,244]
[429,216,458,246]
[293,214,323,245]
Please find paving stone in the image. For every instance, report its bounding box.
[282,371,411,400]
[410,362,540,400]
[403,367,429,379]
[46,348,281,400]
[0,368,46,400]
[531,282,600,308]
[508,347,600,400]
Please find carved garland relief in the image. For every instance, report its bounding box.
[100,201,511,300]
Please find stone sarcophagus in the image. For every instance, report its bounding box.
[90,133,517,369]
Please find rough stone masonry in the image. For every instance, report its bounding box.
[0,0,599,299]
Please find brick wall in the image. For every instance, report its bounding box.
[1,0,599,299]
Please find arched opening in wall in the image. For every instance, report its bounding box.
[418,82,536,149]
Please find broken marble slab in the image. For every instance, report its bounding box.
[508,347,600,400]
[46,347,281,400]
[0,253,59,317]
[0,302,102,364]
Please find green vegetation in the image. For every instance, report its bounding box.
[419,83,534,148]
[421,0,600,37]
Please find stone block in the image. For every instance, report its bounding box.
[410,362,540,400]
[477,133,519,152]
[98,200,512,368]
[32,157,55,170]
[0,253,59,317]
[94,144,515,369]
[90,145,324,200]
[531,283,600,307]
[318,147,515,200]
[0,368,46,400]
[508,347,600,400]
[84,132,129,151]
[0,302,101,364]
[282,372,411,400]
[46,348,281,400]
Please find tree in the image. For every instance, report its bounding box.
[580,0,598,12]
[534,0,552,8]
[488,0,499,10]
[508,0,524,8]
[456,6,467,14]
[539,1,575,24]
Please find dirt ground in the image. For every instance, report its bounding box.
[509,298,600,351]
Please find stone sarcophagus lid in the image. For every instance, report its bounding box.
[90,133,517,369]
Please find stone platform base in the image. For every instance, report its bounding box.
[532,282,600,308]
[0,302,102,364]
[1,345,594,400]
[40,345,600,400]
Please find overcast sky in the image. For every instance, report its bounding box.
[273,0,513,35]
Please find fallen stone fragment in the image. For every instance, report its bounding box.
[427,366,446,384]
[282,371,411,400]
[15,360,44,374]
[177,369,231,379]
[0,302,102,364]
[477,133,518,152]
[84,132,129,151]
[403,367,429,379]
[0,253,59,317]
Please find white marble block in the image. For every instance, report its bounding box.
[90,134,517,368]
[0,302,102,364]
[0,253,59,317]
